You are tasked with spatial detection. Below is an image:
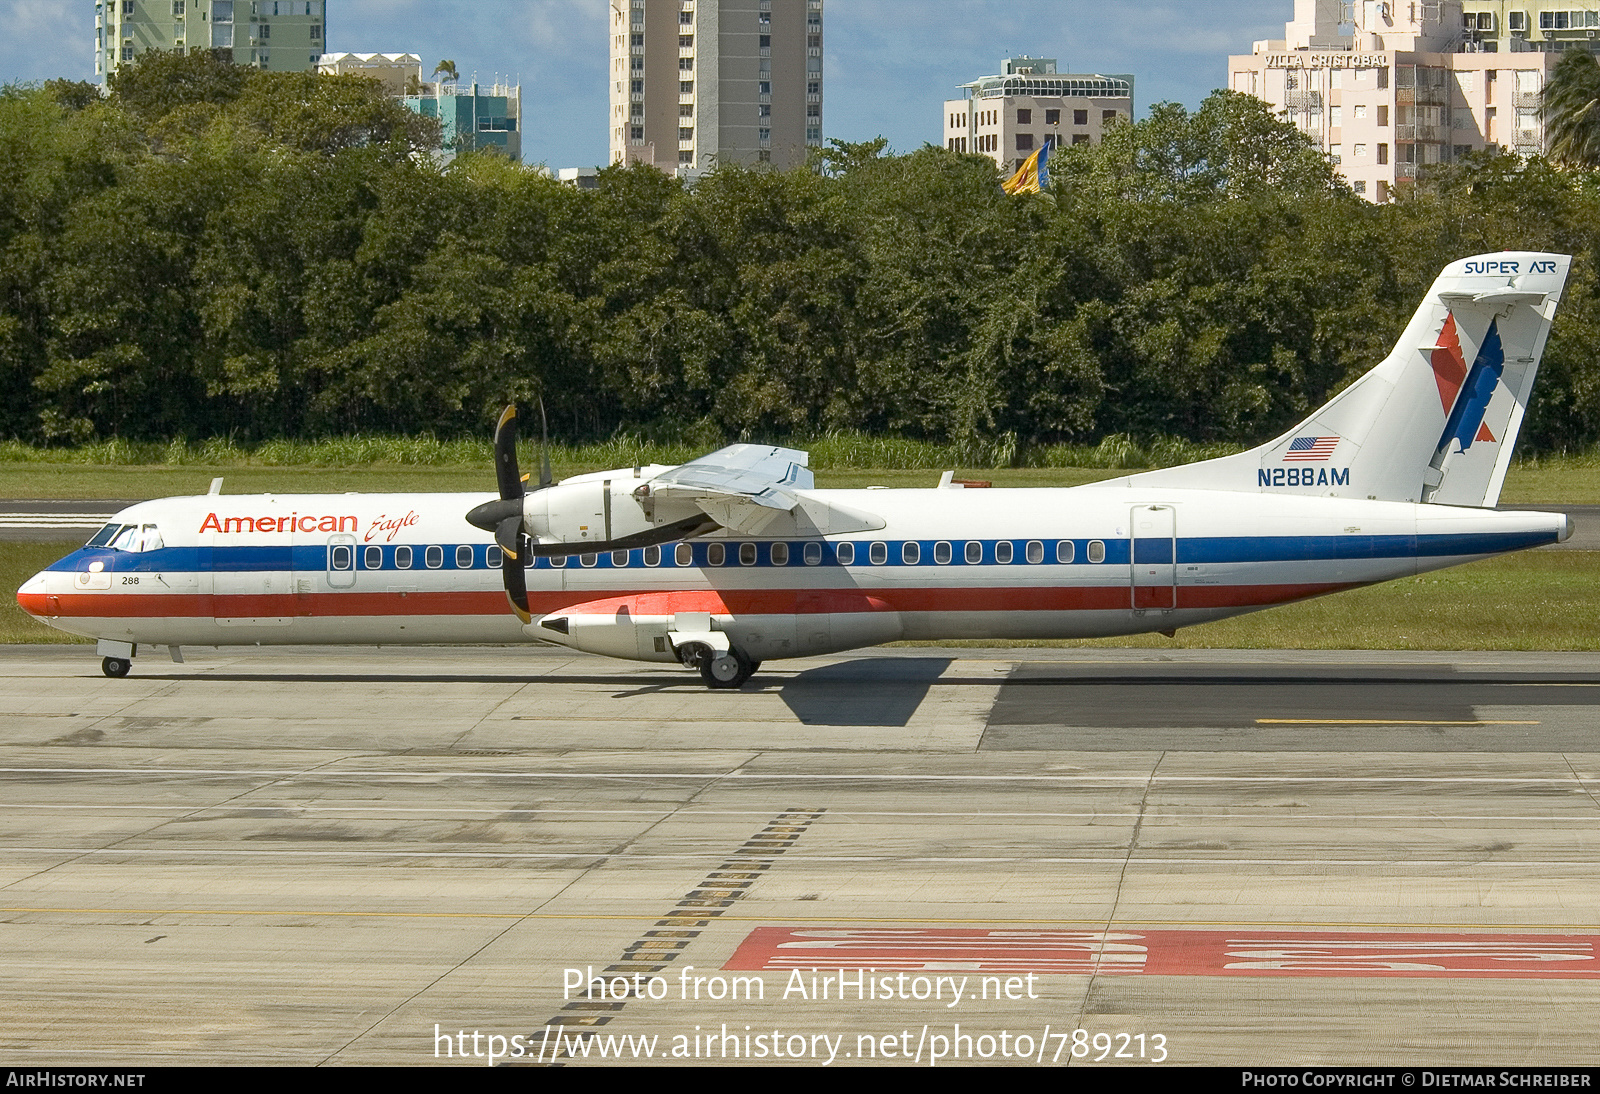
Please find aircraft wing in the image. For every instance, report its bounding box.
[644,444,879,536]
[643,446,812,534]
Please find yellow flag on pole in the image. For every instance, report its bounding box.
[1002,137,1052,195]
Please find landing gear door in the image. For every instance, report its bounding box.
[1131,505,1176,611]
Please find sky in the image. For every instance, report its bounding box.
[0,0,1291,168]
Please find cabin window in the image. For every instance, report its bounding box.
[580,553,598,567]
[739,542,757,566]
[487,546,503,569]
[644,545,661,566]
[364,545,383,569]
[612,549,628,567]
[425,545,444,569]
[995,541,1014,564]
[675,542,693,566]
[456,545,474,568]
[964,540,982,564]
[707,542,726,566]
[902,541,920,565]
[549,555,567,568]
[330,544,353,571]
[395,545,413,569]
[869,541,888,565]
[934,541,952,564]
[803,542,822,565]
[1056,540,1074,564]
[1088,539,1105,563]
[1026,540,1044,564]
[771,542,789,566]
[836,541,855,565]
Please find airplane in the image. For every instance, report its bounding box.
[15,252,1576,688]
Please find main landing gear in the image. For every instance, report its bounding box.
[101,657,131,678]
[693,648,760,690]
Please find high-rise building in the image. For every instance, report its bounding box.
[96,0,327,81]
[1460,0,1600,54]
[943,56,1134,172]
[609,0,823,174]
[1230,0,1556,202]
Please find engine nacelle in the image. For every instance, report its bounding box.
[523,476,657,548]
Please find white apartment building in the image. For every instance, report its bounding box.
[609,0,823,174]
[943,56,1134,173]
[1231,0,1556,201]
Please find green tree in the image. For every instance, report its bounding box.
[1543,49,1600,168]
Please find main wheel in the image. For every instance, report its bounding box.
[101,656,131,678]
[699,650,754,689]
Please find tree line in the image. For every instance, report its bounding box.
[4,49,1600,455]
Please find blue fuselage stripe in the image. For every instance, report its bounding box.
[45,528,1556,576]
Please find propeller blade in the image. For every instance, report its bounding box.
[494,405,524,502]
[496,514,523,557]
[537,398,553,490]
[502,533,531,624]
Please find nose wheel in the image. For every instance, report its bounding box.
[101,657,131,678]
[699,650,758,689]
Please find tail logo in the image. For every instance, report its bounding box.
[1436,319,1505,455]
[1430,313,1469,413]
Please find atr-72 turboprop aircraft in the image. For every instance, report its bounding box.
[17,253,1576,688]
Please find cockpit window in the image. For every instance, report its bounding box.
[97,523,164,551]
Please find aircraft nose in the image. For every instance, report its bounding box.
[16,572,47,617]
[1560,513,1575,543]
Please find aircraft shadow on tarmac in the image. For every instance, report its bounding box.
[118,657,957,728]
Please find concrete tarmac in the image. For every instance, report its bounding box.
[1,644,1598,1067]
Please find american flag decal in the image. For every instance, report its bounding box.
[1284,436,1340,461]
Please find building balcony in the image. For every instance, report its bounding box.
[1396,162,1418,178]
[680,46,694,58]
[1398,86,1448,105]
[1398,123,1445,143]
[1512,91,1542,109]
[807,92,820,103]
[1285,90,1322,111]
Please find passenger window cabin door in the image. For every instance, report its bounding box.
[325,533,358,592]
[1130,505,1176,611]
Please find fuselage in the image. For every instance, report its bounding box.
[16,485,1569,663]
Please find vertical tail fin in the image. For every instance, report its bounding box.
[1120,252,1569,506]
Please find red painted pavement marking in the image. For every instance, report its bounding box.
[722,928,1600,978]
